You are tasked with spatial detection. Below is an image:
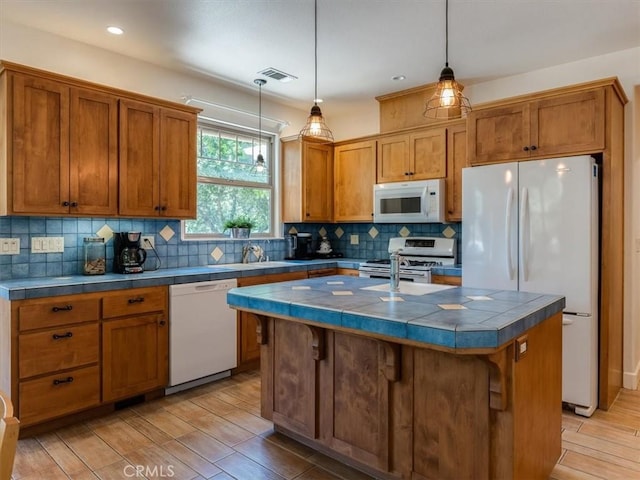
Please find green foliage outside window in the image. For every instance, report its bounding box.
[185,125,273,237]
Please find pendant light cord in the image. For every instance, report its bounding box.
[314,0,318,105]
[258,82,262,145]
[445,0,449,68]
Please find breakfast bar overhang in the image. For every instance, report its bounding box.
[228,275,565,480]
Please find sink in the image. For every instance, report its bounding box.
[361,283,456,296]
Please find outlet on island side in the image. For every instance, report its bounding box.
[141,235,155,249]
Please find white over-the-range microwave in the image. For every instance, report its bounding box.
[373,179,445,223]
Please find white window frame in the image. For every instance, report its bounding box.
[181,119,280,241]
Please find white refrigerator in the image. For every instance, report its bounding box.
[462,155,598,417]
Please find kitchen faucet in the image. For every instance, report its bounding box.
[241,241,252,263]
[242,241,266,263]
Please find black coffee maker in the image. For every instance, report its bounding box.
[113,232,147,274]
[293,233,314,259]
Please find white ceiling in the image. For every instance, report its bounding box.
[2,0,639,113]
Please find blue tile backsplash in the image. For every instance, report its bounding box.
[0,217,461,281]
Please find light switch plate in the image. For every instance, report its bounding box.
[31,236,64,253]
[0,238,20,255]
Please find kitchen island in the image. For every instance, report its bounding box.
[227,275,565,480]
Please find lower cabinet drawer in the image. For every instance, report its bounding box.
[102,287,167,319]
[19,323,99,379]
[19,365,100,425]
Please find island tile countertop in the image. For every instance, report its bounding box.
[0,259,364,300]
[227,275,564,350]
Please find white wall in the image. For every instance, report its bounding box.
[0,21,308,137]
[3,19,640,389]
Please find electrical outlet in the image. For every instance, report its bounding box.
[0,238,20,255]
[142,235,155,249]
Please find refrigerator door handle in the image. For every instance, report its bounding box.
[520,187,529,281]
[505,187,514,280]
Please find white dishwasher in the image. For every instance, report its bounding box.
[167,278,238,394]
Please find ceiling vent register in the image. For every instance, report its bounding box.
[258,68,298,82]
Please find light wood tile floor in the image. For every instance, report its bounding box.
[11,371,640,479]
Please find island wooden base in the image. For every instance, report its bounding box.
[256,312,562,480]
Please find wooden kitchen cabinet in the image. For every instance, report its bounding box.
[235,271,307,372]
[3,71,118,216]
[11,293,102,426]
[377,127,446,183]
[468,88,605,165]
[101,287,169,402]
[0,60,199,218]
[119,99,197,218]
[334,140,376,222]
[445,121,467,221]
[282,138,333,222]
[2,286,169,429]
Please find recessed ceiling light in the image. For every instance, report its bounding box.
[107,26,124,35]
[392,75,406,81]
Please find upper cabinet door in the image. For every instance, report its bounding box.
[334,140,376,222]
[530,89,605,157]
[11,73,70,214]
[159,108,197,218]
[445,123,467,222]
[377,134,410,183]
[302,142,333,222]
[468,103,530,165]
[119,99,161,217]
[69,88,118,216]
[410,128,446,180]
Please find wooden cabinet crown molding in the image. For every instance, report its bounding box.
[468,77,627,112]
[0,60,202,115]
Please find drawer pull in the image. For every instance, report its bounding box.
[52,332,73,340]
[53,376,74,386]
[52,305,73,312]
[128,297,145,304]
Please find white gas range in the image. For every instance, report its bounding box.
[359,237,456,283]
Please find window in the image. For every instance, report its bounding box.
[184,123,275,238]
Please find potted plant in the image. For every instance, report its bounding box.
[224,216,254,239]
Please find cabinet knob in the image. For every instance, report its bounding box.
[159,319,166,326]
[161,206,167,211]
[128,297,145,304]
[154,206,161,211]
[52,332,73,340]
[62,201,70,207]
[530,145,537,151]
[70,201,78,207]
[523,146,530,152]
[53,376,74,386]
[404,172,409,176]
[52,305,73,312]
[306,213,310,217]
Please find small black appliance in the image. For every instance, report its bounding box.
[113,232,147,274]
[292,233,314,260]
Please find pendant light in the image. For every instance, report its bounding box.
[298,0,333,143]
[254,78,267,173]
[424,0,472,119]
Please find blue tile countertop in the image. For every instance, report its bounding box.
[227,275,564,350]
[0,259,364,301]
